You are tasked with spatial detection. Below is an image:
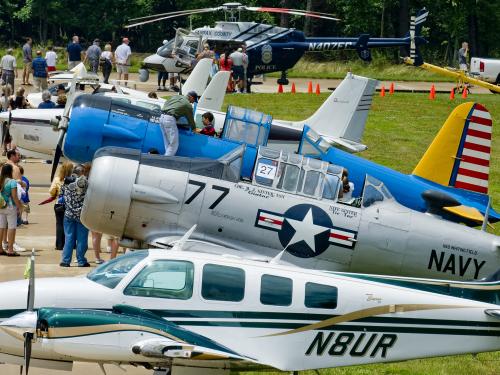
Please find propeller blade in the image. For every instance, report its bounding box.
[50,130,65,181]
[126,8,219,28]
[26,249,35,312]
[245,7,341,21]
[23,332,33,375]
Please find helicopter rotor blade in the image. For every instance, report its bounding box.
[244,7,341,21]
[128,8,219,23]
[126,8,220,28]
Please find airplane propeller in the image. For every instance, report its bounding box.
[126,3,340,28]
[49,74,80,181]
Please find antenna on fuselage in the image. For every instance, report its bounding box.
[269,244,291,264]
[171,225,198,251]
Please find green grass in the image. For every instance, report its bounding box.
[267,59,455,82]
[222,92,500,373]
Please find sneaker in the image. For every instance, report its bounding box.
[157,86,161,91]
[162,86,167,91]
[95,259,104,264]
[105,246,111,253]
[59,262,70,267]
[78,262,91,267]
[73,259,78,263]
[2,242,7,251]
[13,243,26,253]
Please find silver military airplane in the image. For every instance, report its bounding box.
[81,140,500,281]
[0,243,498,375]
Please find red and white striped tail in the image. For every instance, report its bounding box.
[453,104,491,194]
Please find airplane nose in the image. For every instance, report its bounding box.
[81,148,140,237]
[0,311,37,340]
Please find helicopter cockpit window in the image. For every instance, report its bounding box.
[361,175,393,208]
[157,40,175,58]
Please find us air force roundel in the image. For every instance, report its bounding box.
[255,204,357,258]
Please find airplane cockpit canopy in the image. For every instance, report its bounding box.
[157,39,175,58]
[222,106,272,148]
[253,146,343,201]
[361,175,394,208]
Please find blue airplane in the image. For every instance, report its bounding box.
[61,94,497,226]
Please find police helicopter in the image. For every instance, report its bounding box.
[127,3,429,89]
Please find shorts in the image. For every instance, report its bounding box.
[232,66,244,81]
[23,62,32,71]
[459,63,468,71]
[0,205,17,229]
[116,64,129,74]
[47,66,56,72]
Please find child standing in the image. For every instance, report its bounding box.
[19,166,30,224]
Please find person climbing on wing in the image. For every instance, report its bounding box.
[159,91,198,156]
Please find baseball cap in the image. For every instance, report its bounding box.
[187,91,198,102]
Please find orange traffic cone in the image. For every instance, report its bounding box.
[291,82,296,94]
[462,87,468,98]
[307,81,313,94]
[315,83,321,95]
[278,84,283,93]
[449,88,455,100]
[389,82,395,94]
[429,84,436,100]
[380,86,386,97]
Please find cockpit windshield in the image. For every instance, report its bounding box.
[87,250,148,289]
[361,175,394,208]
[298,126,332,158]
[157,40,175,58]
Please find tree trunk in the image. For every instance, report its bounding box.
[468,10,479,56]
[398,0,409,56]
[280,0,290,28]
[304,0,313,36]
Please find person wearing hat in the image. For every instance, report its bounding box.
[31,50,48,92]
[159,92,198,156]
[0,48,18,90]
[84,39,102,74]
[115,37,132,84]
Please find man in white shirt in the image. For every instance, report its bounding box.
[115,37,132,84]
[0,48,18,90]
[45,46,57,72]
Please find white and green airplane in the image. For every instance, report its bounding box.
[0,241,498,375]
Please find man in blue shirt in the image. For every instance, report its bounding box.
[67,35,83,70]
[31,50,48,92]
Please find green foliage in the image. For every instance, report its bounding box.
[0,0,497,61]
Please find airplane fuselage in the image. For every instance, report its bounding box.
[82,148,500,281]
[0,250,498,372]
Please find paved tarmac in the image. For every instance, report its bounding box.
[0,160,151,374]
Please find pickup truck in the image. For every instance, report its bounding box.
[470,57,500,84]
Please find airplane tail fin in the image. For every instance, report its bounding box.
[413,102,492,194]
[198,70,230,112]
[405,8,429,66]
[181,58,212,97]
[293,73,377,152]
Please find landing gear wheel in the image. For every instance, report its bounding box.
[277,71,289,85]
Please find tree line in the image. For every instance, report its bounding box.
[0,0,497,64]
